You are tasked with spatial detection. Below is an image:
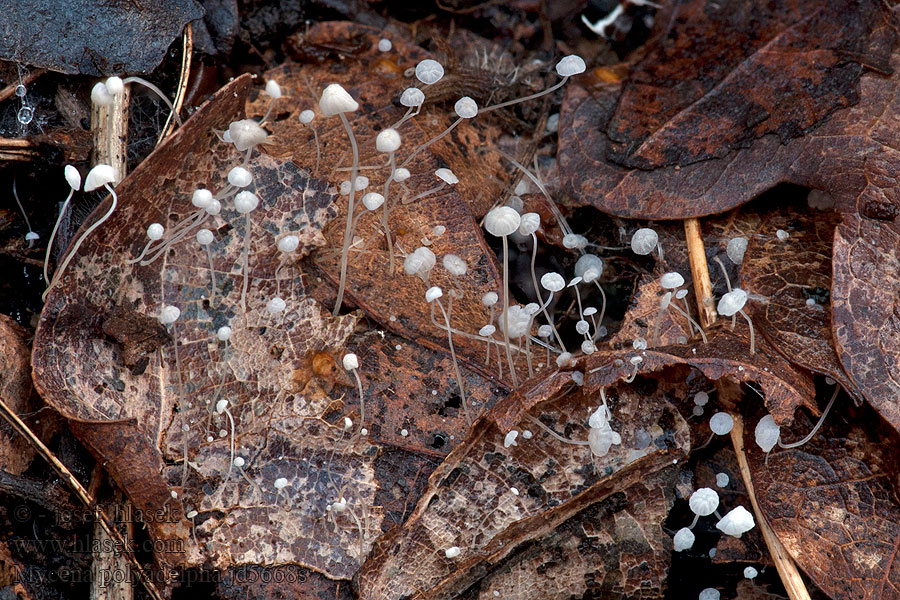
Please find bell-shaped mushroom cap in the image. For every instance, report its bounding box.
[688,487,719,516]
[376,128,401,153]
[497,305,531,338]
[227,119,268,152]
[710,412,734,435]
[575,254,605,282]
[726,237,748,264]
[443,254,467,276]
[588,426,621,457]
[277,235,300,253]
[754,414,781,452]
[90,82,114,106]
[342,353,359,370]
[716,506,755,537]
[556,55,586,77]
[64,165,81,190]
[425,286,443,302]
[518,212,540,236]
[265,79,282,99]
[234,191,259,214]
[400,87,425,107]
[105,76,124,95]
[631,228,658,255]
[227,166,253,187]
[319,83,359,116]
[717,289,748,316]
[541,272,565,293]
[660,272,685,289]
[415,59,444,85]
[362,192,385,211]
[454,97,478,118]
[192,188,213,208]
[84,164,116,192]
[484,206,521,237]
[435,168,458,185]
[673,527,695,552]
[403,246,436,276]
[299,110,315,124]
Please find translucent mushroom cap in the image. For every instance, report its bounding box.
[497,305,530,338]
[435,168,458,184]
[717,288,748,316]
[716,505,755,537]
[754,414,781,452]
[673,527,695,552]
[710,412,734,435]
[234,191,259,214]
[403,246,436,277]
[518,212,540,236]
[196,229,214,245]
[556,55,586,77]
[631,228,658,255]
[376,128,401,153]
[478,324,496,337]
[443,254,467,276]
[159,305,181,324]
[147,223,164,240]
[425,286,443,302]
[319,83,359,116]
[299,110,315,124]
[484,206,521,237]
[227,166,253,187]
[399,87,425,107]
[192,188,213,208]
[454,96,478,118]
[415,59,445,85]
[227,119,268,152]
[265,79,282,99]
[105,76,124,95]
[660,272,685,289]
[688,487,719,517]
[575,254,604,282]
[84,164,116,192]
[541,272,565,292]
[562,233,588,249]
[90,81,114,106]
[699,589,720,600]
[266,297,286,313]
[726,237,748,264]
[342,353,359,370]
[64,165,81,190]
[362,192,385,211]
[588,426,621,457]
[277,235,300,253]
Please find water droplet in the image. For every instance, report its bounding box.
[17,106,33,125]
[14,84,26,98]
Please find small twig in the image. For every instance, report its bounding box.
[158,23,193,145]
[683,218,717,328]
[730,412,812,600]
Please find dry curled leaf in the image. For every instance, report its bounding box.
[357,376,689,600]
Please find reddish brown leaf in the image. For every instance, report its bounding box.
[746,400,900,599]
[609,274,692,349]
[741,205,862,401]
[605,0,894,169]
[357,378,689,600]
[585,323,816,425]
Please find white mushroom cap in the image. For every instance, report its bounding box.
[716,505,755,537]
[673,527,695,552]
[556,55,586,77]
[562,233,588,249]
[537,324,553,338]
[478,324,496,336]
[392,168,411,182]
[435,168,459,185]
[454,97,478,118]
[277,235,300,253]
[717,289,748,316]
[660,272,685,289]
[710,412,734,435]
[425,286,443,302]
[575,254,604,282]
[518,213,540,236]
[482,292,498,306]
[265,79,282,99]
[754,414,781,452]
[631,228,658,255]
[274,477,289,490]
[497,305,530,338]
[443,254,467,276]
[415,59,444,85]
[726,237,748,265]
[588,426,621,457]
[319,83,359,116]
[689,487,719,516]
[216,326,232,341]
[234,191,259,214]
[377,38,392,52]
[196,229,214,245]
[744,566,759,579]
[266,297,286,314]
[541,272,565,292]
[362,192,385,211]
[376,128,402,153]
[90,82,114,106]
[64,165,81,190]
[484,207,521,237]
[146,223,164,240]
[192,188,213,208]
[399,87,425,107]
[342,353,359,370]
[206,199,222,216]
[699,589,720,600]
[159,305,181,324]
[84,164,116,192]
[444,546,461,559]
[504,430,519,447]
[403,246,436,277]
[299,109,315,124]
[105,76,124,95]
[227,166,253,188]
[227,119,268,152]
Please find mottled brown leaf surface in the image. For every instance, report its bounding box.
[31,75,393,578]
[357,378,689,600]
[586,324,816,425]
[747,400,900,599]
[460,467,677,600]
[609,274,692,349]
[741,206,861,401]
[606,0,894,169]
[560,30,900,219]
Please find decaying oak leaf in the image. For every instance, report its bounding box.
[585,322,816,425]
[605,0,894,169]
[458,467,677,600]
[559,21,900,219]
[247,22,525,380]
[833,212,900,433]
[357,375,689,600]
[746,399,900,599]
[31,74,396,579]
[741,205,861,401]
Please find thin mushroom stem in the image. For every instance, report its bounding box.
[350,368,365,430]
[714,256,737,329]
[205,246,216,303]
[240,212,252,311]
[669,303,708,343]
[480,76,569,114]
[44,187,74,284]
[121,77,182,126]
[739,308,755,354]
[433,298,471,422]
[399,117,461,168]
[45,183,117,299]
[530,233,567,353]
[382,152,396,275]
[333,112,360,316]
[778,385,839,449]
[500,236,519,386]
